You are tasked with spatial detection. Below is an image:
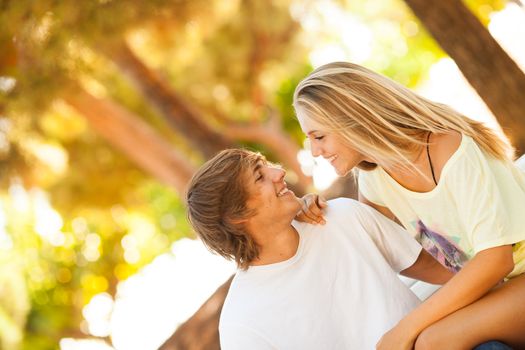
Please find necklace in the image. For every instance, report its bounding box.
[426,132,438,185]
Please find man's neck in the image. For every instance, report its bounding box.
[250,225,300,267]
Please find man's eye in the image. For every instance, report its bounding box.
[255,174,263,182]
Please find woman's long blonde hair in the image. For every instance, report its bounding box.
[293,62,514,170]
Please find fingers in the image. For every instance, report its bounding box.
[296,210,317,225]
[315,196,328,209]
[310,196,327,216]
[301,202,322,224]
[295,200,310,223]
[296,194,326,224]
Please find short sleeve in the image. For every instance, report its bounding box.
[219,323,275,350]
[329,198,422,272]
[452,153,525,254]
[358,169,386,206]
[356,202,422,272]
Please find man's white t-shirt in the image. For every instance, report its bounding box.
[219,198,422,350]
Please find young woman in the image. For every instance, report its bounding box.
[293,62,525,349]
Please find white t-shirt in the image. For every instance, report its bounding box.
[219,198,422,350]
[359,134,525,278]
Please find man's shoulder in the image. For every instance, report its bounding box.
[313,198,376,241]
[323,198,391,238]
[325,197,368,220]
[326,197,359,207]
[222,271,267,312]
[220,271,280,329]
[220,274,251,323]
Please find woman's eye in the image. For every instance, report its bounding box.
[314,136,324,141]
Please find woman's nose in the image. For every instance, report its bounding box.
[311,142,322,157]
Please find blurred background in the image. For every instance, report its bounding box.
[0,0,524,349]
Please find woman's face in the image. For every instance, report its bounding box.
[297,110,369,176]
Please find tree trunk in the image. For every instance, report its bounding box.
[403,0,525,154]
[103,41,234,159]
[158,276,234,350]
[64,85,196,195]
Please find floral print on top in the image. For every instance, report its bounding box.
[359,135,525,278]
[417,220,469,273]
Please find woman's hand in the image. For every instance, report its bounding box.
[295,193,327,224]
[376,321,417,350]
[378,246,514,350]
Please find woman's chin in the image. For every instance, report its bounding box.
[334,166,351,177]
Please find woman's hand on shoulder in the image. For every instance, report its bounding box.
[295,193,327,225]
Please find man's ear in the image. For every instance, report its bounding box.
[227,216,253,238]
[228,217,249,225]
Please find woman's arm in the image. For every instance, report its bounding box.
[360,192,453,285]
[359,191,401,225]
[377,245,514,350]
[400,249,454,285]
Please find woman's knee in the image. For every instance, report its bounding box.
[414,322,472,350]
[414,324,497,350]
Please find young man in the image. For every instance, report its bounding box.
[186,149,453,349]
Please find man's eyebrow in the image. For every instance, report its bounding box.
[251,161,262,181]
[253,162,262,174]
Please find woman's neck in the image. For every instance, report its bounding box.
[381,131,462,193]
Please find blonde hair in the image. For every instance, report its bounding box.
[293,62,514,171]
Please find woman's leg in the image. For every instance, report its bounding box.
[414,273,525,350]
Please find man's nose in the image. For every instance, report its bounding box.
[270,166,286,182]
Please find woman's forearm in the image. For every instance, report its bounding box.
[401,249,454,285]
[400,245,514,338]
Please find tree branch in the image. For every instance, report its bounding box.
[64,84,196,195]
[101,39,234,159]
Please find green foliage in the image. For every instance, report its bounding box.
[1,178,190,348]
[275,63,314,145]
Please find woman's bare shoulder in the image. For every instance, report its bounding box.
[433,131,462,169]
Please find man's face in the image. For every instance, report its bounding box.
[243,158,302,228]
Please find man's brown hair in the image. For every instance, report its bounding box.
[186,149,262,270]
